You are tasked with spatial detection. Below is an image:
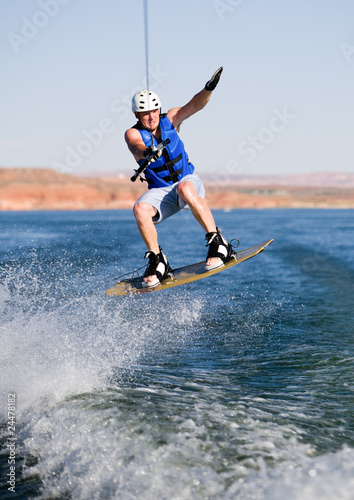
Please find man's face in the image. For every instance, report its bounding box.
[135,109,160,132]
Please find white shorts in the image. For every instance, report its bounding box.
[134,173,206,224]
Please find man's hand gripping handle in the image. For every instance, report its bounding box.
[130,138,171,182]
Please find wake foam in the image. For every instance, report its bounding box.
[0,263,203,420]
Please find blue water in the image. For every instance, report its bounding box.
[1,209,354,500]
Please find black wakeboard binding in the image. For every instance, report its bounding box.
[142,247,173,287]
[205,227,237,270]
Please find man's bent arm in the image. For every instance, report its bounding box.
[125,128,146,162]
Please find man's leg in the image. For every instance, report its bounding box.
[133,202,162,285]
[133,201,160,254]
[176,181,222,268]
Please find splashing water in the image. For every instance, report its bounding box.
[1,209,354,499]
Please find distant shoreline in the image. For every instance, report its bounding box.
[1,168,354,211]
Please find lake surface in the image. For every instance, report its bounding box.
[1,209,354,499]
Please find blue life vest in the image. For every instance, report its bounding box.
[133,114,195,189]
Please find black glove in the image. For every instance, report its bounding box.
[143,146,162,161]
[143,146,154,158]
[205,66,223,91]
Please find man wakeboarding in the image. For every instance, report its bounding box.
[125,67,237,288]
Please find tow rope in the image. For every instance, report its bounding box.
[142,0,155,149]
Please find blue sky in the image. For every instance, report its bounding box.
[1,0,354,178]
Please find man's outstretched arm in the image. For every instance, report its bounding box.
[167,67,223,130]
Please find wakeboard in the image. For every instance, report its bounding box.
[106,239,273,296]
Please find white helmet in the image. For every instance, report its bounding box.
[132,89,161,113]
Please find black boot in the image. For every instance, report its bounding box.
[142,247,173,288]
[205,228,237,270]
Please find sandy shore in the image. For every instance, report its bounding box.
[1,168,353,211]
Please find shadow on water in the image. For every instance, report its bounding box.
[280,243,354,330]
